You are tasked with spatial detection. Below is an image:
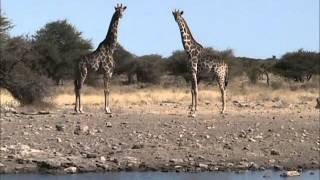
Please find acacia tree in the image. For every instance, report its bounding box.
[274,49,320,82]
[0,15,51,104]
[33,20,92,85]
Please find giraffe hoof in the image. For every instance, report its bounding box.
[188,112,196,118]
[105,107,112,115]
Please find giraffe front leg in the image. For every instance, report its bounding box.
[189,72,198,118]
[74,90,79,113]
[74,80,82,113]
[103,77,112,115]
[217,75,227,114]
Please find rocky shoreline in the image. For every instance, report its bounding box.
[0,103,319,174]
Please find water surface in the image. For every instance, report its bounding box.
[1,170,319,180]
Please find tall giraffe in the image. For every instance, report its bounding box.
[74,4,127,114]
[172,10,229,117]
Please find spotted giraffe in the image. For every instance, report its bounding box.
[172,10,229,117]
[74,4,127,114]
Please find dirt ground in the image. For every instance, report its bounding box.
[0,99,319,174]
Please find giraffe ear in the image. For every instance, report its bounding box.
[123,6,127,10]
[180,11,184,15]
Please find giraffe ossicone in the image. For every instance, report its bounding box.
[74,4,127,114]
[172,9,229,117]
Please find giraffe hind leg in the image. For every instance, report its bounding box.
[74,80,80,113]
[216,75,227,114]
[103,76,112,115]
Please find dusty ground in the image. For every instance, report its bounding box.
[0,97,319,174]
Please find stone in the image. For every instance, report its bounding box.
[37,159,61,169]
[280,171,300,177]
[86,153,98,158]
[74,125,89,135]
[169,158,184,165]
[249,162,259,170]
[198,163,208,169]
[64,166,77,174]
[132,144,144,149]
[123,156,140,167]
[239,130,247,138]
[55,124,65,132]
[106,122,112,127]
[100,156,106,163]
[270,149,280,155]
[38,111,50,115]
[274,165,283,171]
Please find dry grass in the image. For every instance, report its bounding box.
[1,76,319,108]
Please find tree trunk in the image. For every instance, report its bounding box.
[265,72,270,86]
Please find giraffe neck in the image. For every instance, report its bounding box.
[99,12,121,53]
[177,17,203,57]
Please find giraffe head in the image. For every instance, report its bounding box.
[114,3,127,18]
[172,9,184,22]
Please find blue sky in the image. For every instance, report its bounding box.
[2,0,319,58]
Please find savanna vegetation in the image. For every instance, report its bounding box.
[0,14,319,105]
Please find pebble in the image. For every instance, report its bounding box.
[64,166,77,174]
[55,124,65,132]
[270,149,280,155]
[280,171,300,177]
[106,122,112,127]
[100,156,106,163]
[198,163,208,169]
[74,125,89,135]
[132,144,144,149]
[169,159,184,165]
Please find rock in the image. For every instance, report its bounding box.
[55,124,65,132]
[268,159,276,164]
[274,165,283,171]
[123,156,140,167]
[223,143,232,150]
[169,158,184,165]
[238,161,249,168]
[270,149,280,155]
[132,144,144,149]
[74,125,89,135]
[280,171,300,177]
[248,138,256,142]
[100,156,106,163]
[86,153,98,158]
[57,138,62,143]
[38,111,50,115]
[37,159,61,169]
[64,166,77,174]
[249,162,259,170]
[106,122,112,127]
[239,130,247,138]
[226,162,234,167]
[198,163,208,169]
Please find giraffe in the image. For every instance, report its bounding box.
[74,4,127,114]
[172,9,229,117]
